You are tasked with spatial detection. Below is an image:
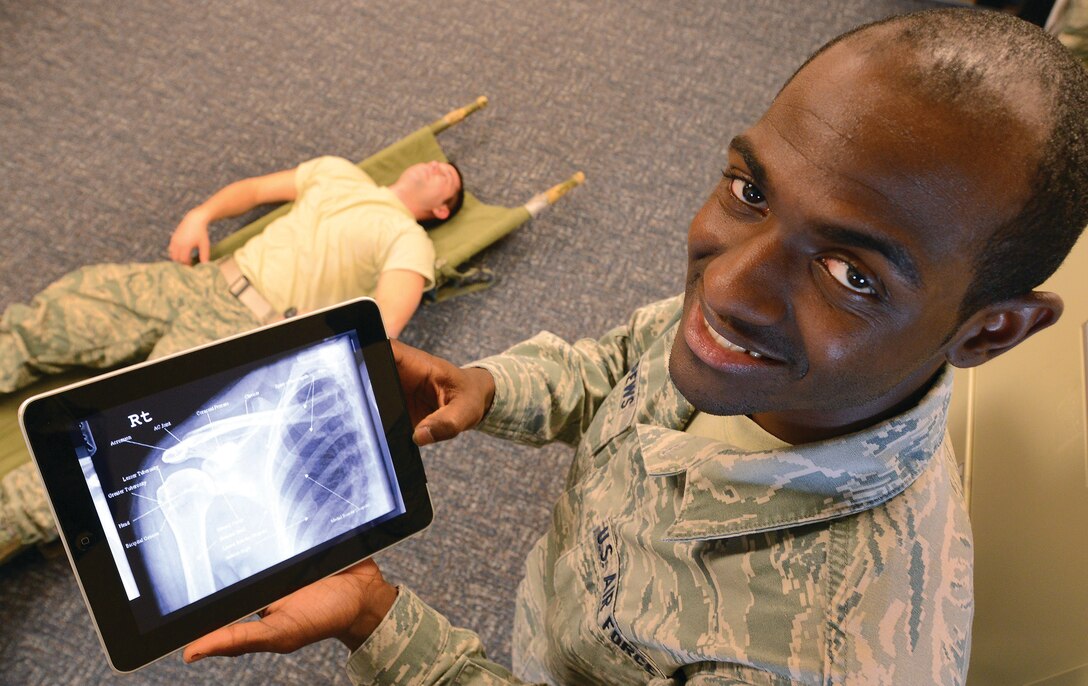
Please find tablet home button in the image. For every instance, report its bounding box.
[74,532,94,551]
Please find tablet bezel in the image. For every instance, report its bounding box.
[19,297,432,673]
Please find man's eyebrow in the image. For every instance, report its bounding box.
[730,134,922,289]
[817,224,923,289]
[729,135,770,190]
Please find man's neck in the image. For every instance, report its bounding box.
[749,365,945,445]
[388,181,427,221]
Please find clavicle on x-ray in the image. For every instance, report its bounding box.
[84,335,399,617]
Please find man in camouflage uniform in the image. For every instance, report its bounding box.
[189,9,1088,685]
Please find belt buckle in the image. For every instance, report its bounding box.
[228,275,250,299]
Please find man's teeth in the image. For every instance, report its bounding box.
[705,318,763,358]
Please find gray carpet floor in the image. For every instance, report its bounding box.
[0,1,946,683]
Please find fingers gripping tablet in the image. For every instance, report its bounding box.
[19,298,431,673]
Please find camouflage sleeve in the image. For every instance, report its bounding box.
[345,585,531,685]
[0,461,57,563]
[471,295,683,447]
[343,587,761,686]
[343,589,786,685]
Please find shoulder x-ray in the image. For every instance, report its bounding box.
[79,334,399,618]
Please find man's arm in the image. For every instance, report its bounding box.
[168,168,298,265]
[181,558,762,684]
[372,269,426,339]
[469,295,683,447]
[381,297,680,450]
[182,557,528,684]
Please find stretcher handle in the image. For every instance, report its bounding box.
[430,96,489,134]
[525,171,586,217]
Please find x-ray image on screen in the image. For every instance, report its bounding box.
[74,332,403,623]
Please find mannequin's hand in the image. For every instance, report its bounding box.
[168,210,212,265]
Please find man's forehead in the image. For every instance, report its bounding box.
[787,33,1049,150]
[741,43,1038,268]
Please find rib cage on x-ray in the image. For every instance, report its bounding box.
[123,337,397,616]
[272,367,377,552]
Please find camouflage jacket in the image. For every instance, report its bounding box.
[346,296,973,685]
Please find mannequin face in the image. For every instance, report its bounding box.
[394,161,461,220]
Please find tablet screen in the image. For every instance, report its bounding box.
[75,330,402,631]
[20,298,432,672]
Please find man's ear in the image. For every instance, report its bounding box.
[946,291,1064,368]
[430,204,450,221]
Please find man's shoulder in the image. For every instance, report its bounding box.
[625,295,684,349]
[299,155,375,189]
[633,295,684,323]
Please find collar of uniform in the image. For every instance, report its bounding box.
[636,366,953,542]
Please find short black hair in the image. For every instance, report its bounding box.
[419,162,465,230]
[793,8,1088,319]
[445,162,466,218]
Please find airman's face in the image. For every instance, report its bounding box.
[669,39,1040,440]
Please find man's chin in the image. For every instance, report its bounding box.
[668,333,756,417]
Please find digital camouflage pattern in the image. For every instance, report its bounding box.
[346,296,973,685]
[0,461,56,562]
[0,260,260,558]
[0,261,260,394]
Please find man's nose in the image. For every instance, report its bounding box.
[701,226,790,327]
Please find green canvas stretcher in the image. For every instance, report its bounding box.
[0,97,584,492]
[213,96,584,301]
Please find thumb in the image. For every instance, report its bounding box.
[184,617,281,662]
[413,402,476,446]
[198,237,211,264]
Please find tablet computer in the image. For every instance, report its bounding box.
[19,297,432,673]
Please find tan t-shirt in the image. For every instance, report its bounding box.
[684,411,791,451]
[233,156,436,313]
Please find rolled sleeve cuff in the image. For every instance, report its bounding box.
[345,585,446,685]
[466,357,537,443]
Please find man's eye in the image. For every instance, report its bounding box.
[819,257,877,295]
[727,176,768,211]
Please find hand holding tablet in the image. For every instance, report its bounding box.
[184,558,396,662]
[181,342,502,665]
[19,298,432,672]
[388,340,497,447]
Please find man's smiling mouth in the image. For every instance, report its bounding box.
[701,314,766,359]
[681,284,796,373]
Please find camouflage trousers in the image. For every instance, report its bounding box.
[0,260,261,561]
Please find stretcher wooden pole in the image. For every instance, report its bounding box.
[524,171,586,217]
[429,96,489,134]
